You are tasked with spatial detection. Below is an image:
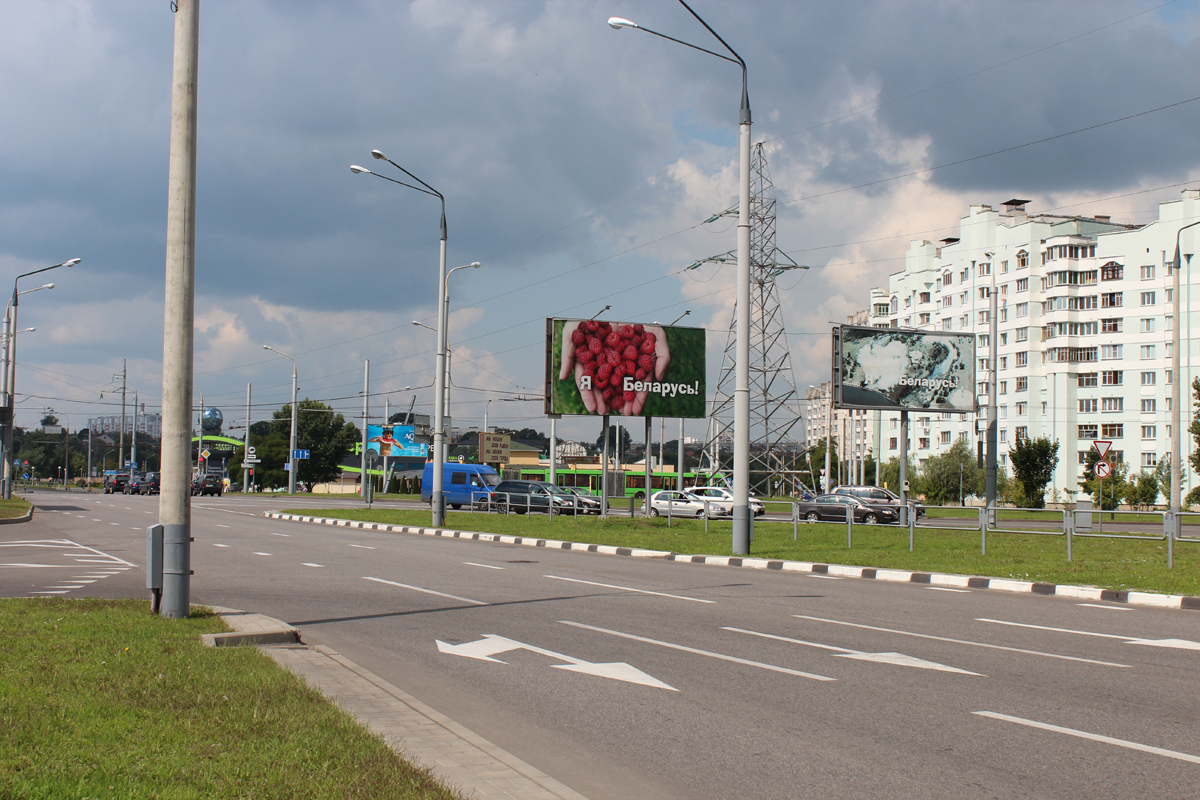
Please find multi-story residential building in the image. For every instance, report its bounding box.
[87,412,162,439]
[804,381,875,489]
[865,191,1200,499]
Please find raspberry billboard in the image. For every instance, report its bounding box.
[833,325,977,412]
[545,318,706,418]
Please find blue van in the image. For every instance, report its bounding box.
[421,462,500,509]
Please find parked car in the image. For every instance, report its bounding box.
[198,475,223,496]
[796,494,898,524]
[123,473,144,495]
[138,472,161,495]
[649,490,731,518]
[490,480,577,514]
[686,486,765,516]
[562,487,603,514]
[190,477,202,495]
[103,473,130,494]
[831,485,925,518]
[421,462,500,509]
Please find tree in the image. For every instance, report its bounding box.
[877,455,916,496]
[1189,376,1200,476]
[270,399,358,491]
[1153,455,1183,505]
[41,414,59,428]
[1123,470,1159,511]
[594,424,632,458]
[803,439,839,492]
[249,420,273,437]
[1007,436,1059,508]
[918,440,980,505]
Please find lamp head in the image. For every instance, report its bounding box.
[608,17,637,29]
[470,261,481,268]
[349,165,371,175]
[43,283,54,290]
[371,149,387,161]
[64,258,81,267]
[262,345,271,351]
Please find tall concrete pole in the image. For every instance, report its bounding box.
[361,360,370,501]
[243,383,251,493]
[432,236,448,526]
[985,263,998,519]
[677,418,685,491]
[288,365,297,494]
[118,360,126,475]
[824,384,833,493]
[159,0,199,619]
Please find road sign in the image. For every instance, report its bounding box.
[243,457,261,463]
[1095,460,1112,478]
[1093,440,1112,459]
[200,449,211,460]
[21,473,28,480]
[247,446,256,458]
[292,449,310,459]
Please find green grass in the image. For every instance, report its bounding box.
[0,598,461,800]
[0,497,31,519]
[284,506,1200,597]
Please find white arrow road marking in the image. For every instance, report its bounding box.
[723,627,983,675]
[976,618,1200,651]
[561,621,835,682]
[545,575,715,603]
[794,615,1131,668]
[436,634,677,690]
[364,577,488,606]
[974,711,1200,765]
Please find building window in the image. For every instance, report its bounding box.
[1167,369,1174,384]
[1079,451,1089,465]
[919,292,930,304]
[1101,318,1122,333]
[999,308,1008,322]
[1079,372,1098,387]
[1141,399,1156,412]
[978,287,990,300]
[999,429,1008,443]
[978,310,990,324]
[978,262,991,277]
[1101,292,1123,308]
[941,431,951,445]
[960,269,969,283]
[1101,397,1123,412]
[1140,345,1156,360]
[1079,399,1097,413]
[1141,371,1156,386]
[943,318,952,330]
[1015,351,1028,367]
[1141,291,1156,306]
[999,381,1008,394]
[1142,425,1156,439]
[1141,265,1155,280]
[1101,423,1124,438]
[1016,277,1028,292]
[1078,424,1099,439]
[1017,250,1029,268]
[1101,344,1123,360]
[1015,401,1027,415]
[1140,318,1155,333]
[1015,302,1029,317]
[1101,371,1124,386]
[1000,404,1008,418]
[919,312,931,325]
[919,437,930,450]
[999,356,1008,370]
[1101,262,1123,280]
[1015,327,1028,342]
[1016,376,1028,391]
[1142,452,1158,468]
[889,437,897,450]
[1015,426,1028,441]
[959,431,968,443]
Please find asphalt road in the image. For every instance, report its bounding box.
[5,489,1198,800]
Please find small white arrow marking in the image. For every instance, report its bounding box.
[437,634,677,690]
[724,627,984,676]
[977,619,1200,651]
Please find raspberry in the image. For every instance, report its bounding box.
[624,359,637,374]
[640,338,655,354]
[602,386,616,402]
[611,374,623,388]
[588,338,603,354]
[633,324,644,335]
[643,332,656,347]
[612,364,625,381]
[623,390,636,404]
[578,349,594,364]
[571,329,586,346]
[605,332,621,348]
[635,368,647,380]
[623,345,638,361]
[586,320,599,332]
[619,324,635,338]
[637,353,654,371]
[582,362,596,377]
[597,363,611,382]
[606,350,621,366]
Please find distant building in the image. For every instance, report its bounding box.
[87,413,162,439]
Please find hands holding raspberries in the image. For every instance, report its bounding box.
[558,319,670,416]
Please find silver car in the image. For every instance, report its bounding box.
[685,486,765,516]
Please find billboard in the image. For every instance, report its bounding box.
[480,432,511,463]
[834,325,977,412]
[545,318,706,418]
[366,424,428,458]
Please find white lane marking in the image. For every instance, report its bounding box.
[270,533,291,537]
[723,626,983,675]
[349,544,376,549]
[560,620,836,682]
[792,615,1131,668]
[144,511,153,514]
[253,552,271,556]
[1076,603,1133,611]
[545,575,715,604]
[977,618,1200,650]
[927,587,970,593]
[302,563,324,568]
[212,544,230,548]
[437,634,677,691]
[123,507,131,511]
[129,527,141,531]
[465,562,505,570]
[807,574,842,580]
[974,711,1200,765]
[110,523,120,526]
[216,524,231,528]
[29,591,68,595]
[65,579,97,584]
[363,577,488,606]
[91,519,101,522]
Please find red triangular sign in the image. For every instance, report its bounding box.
[1093,440,1112,459]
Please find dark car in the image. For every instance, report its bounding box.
[190,477,202,495]
[831,485,925,518]
[103,473,129,494]
[563,487,603,514]
[124,473,144,495]
[491,480,577,514]
[138,472,161,495]
[796,494,898,524]
[199,475,223,496]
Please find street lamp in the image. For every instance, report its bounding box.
[1168,220,1200,567]
[262,345,299,495]
[610,4,753,554]
[2,258,77,499]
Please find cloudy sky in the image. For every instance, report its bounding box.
[4,0,1200,447]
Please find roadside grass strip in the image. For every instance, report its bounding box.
[274,507,1200,602]
[0,598,462,800]
[0,497,32,519]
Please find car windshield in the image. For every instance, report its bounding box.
[544,484,573,495]
[479,473,500,486]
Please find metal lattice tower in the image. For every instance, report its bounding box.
[691,143,807,492]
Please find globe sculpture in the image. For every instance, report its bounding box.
[200,406,223,435]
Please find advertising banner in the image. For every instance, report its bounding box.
[480,432,511,463]
[834,325,977,412]
[366,424,428,458]
[545,318,706,418]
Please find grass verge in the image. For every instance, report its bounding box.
[0,598,460,800]
[283,506,1199,597]
[0,496,31,519]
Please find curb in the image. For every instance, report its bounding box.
[265,511,1200,612]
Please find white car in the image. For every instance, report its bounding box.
[648,490,731,518]
[686,486,765,516]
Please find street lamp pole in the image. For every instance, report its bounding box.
[262,346,298,494]
[1168,219,1200,567]
[609,3,752,553]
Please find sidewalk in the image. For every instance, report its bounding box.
[210,607,588,800]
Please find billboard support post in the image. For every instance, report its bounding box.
[899,411,909,526]
[549,416,558,486]
[645,416,652,513]
[600,414,609,519]
[677,418,685,491]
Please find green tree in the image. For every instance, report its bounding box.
[594,424,633,458]
[270,399,358,492]
[877,455,917,496]
[1123,470,1159,510]
[1007,436,1060,508]
[918,439,980,505]
[1189,377,1200,476]
[1154,454,1185,503]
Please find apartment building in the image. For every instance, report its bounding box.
[866,191,1200,499]
[87,412,163,439]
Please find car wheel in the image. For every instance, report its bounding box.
[451,503,462,510]
[495,502,507,514]
[864,513,879,525]
[649,507,659,518]
[695,509,706,518]
[805,511,820,521]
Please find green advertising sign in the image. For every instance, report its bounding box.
[545,318,706,418]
